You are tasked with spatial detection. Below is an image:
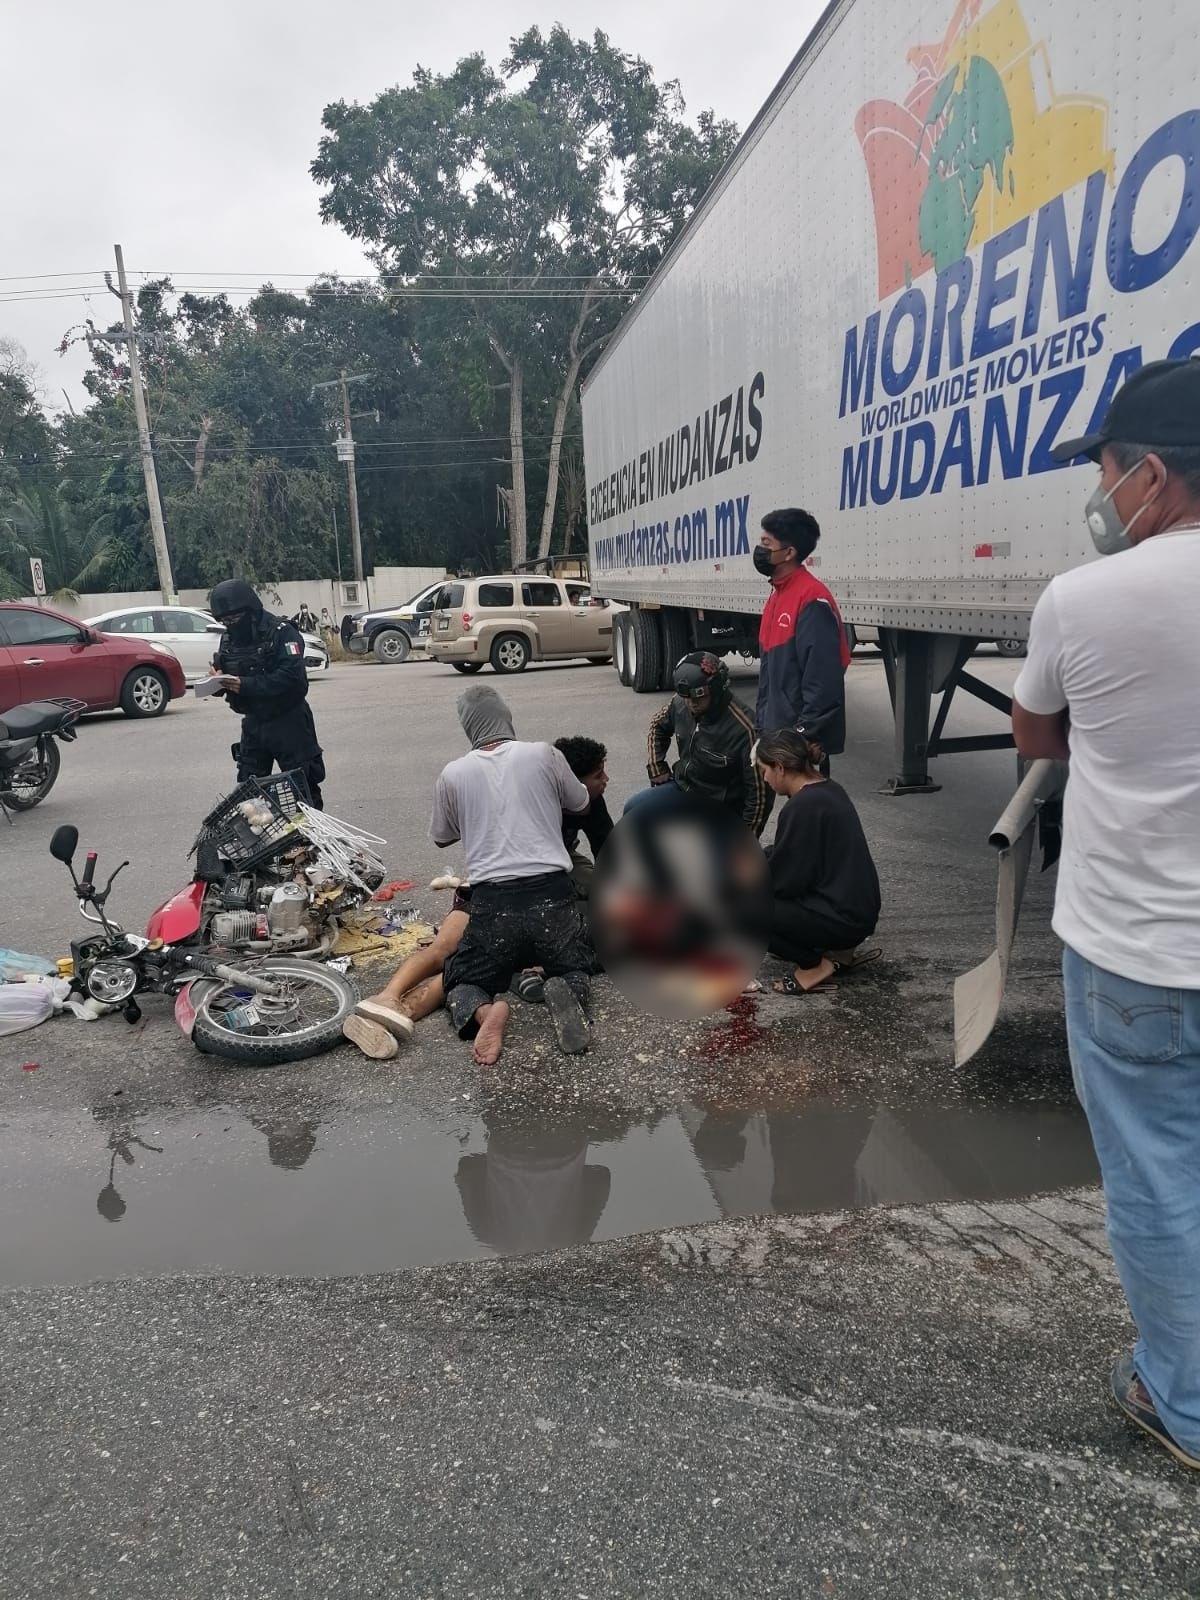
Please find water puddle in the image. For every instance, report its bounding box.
[0,1096,1098,1287]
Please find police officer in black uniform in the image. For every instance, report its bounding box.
[207,579,326,808]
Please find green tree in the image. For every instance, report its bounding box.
[0,342,56,504]
[55,276,506,586]
[165,457,335,588]
[0,482,137,600]
[312,27,737,564]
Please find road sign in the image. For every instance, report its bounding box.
[29,557,46,597]
[335,435,355,463]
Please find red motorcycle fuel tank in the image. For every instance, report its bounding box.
[146,881,205,944]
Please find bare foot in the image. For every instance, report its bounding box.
[472,1000,510,1067]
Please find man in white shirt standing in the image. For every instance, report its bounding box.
[431,685,594,1066]
[1013,358,1200,1472]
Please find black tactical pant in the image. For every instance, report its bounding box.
[769,899,872,970]
[235,703,325,809]
[443,872,594,1037]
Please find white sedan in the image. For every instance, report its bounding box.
[84,605,330,683]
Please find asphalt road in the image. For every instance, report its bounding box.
[7,646,1032,956]
[8,650,1186,1598]
[3,647,1078,1275]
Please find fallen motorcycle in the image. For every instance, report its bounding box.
[48,823,357,1064]
[0,698,85,817]
[187,773,386,958]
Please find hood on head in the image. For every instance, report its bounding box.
[458,685,516,749]
[209,579,263,620]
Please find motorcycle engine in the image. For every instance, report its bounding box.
[220,875,256,912]
[208,910,268,947]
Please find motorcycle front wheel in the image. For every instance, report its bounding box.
[2,737,60,810]
[189,958,357,1064]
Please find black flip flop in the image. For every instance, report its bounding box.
[515,970,545,1003]
[772,963,843,996]
[543,977,590,1054]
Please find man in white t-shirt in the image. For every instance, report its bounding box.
[430,685,594,1065]
[1013,358,1200,1472]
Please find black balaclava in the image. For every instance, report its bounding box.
[210,579,263,644]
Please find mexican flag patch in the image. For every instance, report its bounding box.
[285,641,302,656]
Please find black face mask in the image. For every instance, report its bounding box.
[753,546,784,577]
[225,612,255,644]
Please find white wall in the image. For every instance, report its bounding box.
[20,567,448,622]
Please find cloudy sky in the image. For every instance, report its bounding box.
[1,0,827,410]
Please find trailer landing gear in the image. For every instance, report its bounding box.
[878,629,1016,795]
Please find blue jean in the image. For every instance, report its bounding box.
[1063,946,1200,1455]
[623,779,681,816]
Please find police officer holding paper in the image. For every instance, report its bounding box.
[207,579,326,808]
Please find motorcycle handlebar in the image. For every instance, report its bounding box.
[81,851,98,889]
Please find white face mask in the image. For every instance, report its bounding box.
[1084,461,1151,556]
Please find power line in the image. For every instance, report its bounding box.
[152,432,584,450]
[0,270,109,283]
[0,289,638,307]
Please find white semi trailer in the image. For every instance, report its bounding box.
[582,0,1198,792]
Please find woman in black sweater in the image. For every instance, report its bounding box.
[756,730,881,994]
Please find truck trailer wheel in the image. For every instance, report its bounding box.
[614,614,632,686]
[659,609,691,687]
[629,610,664,693]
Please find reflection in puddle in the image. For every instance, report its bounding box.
[0,1098,1098,1287]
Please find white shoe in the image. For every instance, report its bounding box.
[353,1000,416,1041]
[342,1014,400,1060]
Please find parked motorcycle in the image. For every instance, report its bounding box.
[48,824,358,1065]
[0,698,85,816]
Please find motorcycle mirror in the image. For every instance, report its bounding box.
[49,824,79,864]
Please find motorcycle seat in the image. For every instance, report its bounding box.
[0,701,76,739]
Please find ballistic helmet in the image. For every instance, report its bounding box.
[209,579,263,620]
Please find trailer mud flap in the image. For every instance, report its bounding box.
[953,759,1067,1066]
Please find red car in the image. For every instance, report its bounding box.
[0,601,188,718]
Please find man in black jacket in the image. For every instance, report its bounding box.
[208,579,326,808]
[625,652,770,836]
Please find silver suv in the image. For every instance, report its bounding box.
[427,575,614,675]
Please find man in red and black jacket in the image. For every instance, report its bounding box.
[754,507,851,766]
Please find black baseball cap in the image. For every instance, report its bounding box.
[1052,358,1200,464]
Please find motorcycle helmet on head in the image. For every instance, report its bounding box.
[673,650,730,713]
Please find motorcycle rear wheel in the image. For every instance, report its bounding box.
[1,737,60,810]
[190,958,357,1064]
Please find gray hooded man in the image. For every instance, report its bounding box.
[430,686,595,1064]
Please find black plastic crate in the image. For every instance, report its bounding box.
[191,771,311,865]
[209,809,302,870]
[254,769,311,818]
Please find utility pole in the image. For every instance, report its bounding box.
[110,245,175,603]
[339,372,365,588]
[312,371,370,590]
